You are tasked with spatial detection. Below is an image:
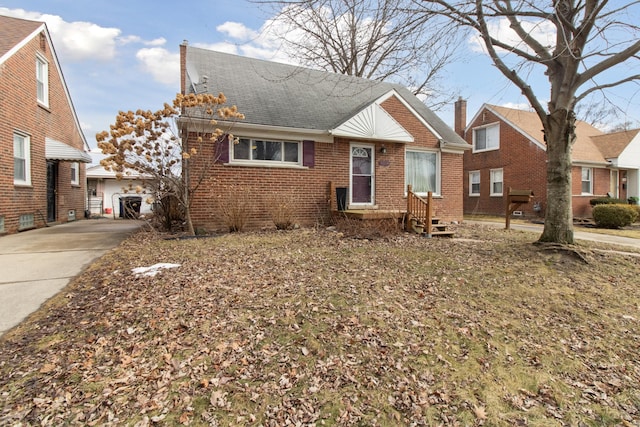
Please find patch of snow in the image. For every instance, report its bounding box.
[132,263,181,277]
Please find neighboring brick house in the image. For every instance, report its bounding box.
[0,15,91,234]
[180,44,470,232]
[456,99,640,219]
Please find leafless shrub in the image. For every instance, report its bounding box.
[264,191,298,230]
[216,185,254,232]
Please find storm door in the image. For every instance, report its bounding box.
[350,144,374,206]
[46,161,57,222]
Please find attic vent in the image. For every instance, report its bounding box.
[68,210,76,221]
[19,214,35,231]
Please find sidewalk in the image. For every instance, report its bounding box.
[465,220,640,250]
[0,219,144,336]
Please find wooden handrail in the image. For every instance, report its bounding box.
[406,185,433,236]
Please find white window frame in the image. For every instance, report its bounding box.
[70,162,80,185]
[472,123,500,153]
[490,168,503,196]
[469,170,480,196]
[231,137,302,167]
[13,132,31,186]
[404,148,441,196]
[36,54,49,107]
[581,167,593,195]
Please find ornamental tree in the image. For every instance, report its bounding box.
[96,93,244,235]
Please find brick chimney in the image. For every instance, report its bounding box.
[454,97,467,137]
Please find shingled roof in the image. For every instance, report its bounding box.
[484,104,607,164]
[183,45,467,147]
[0,14,43,63]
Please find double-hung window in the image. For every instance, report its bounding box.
[14,132,31,185]
[405,149,440,195]
[36,54,49,107]
[473,123,499,152]
[469,171,480,196]
[490,168,503,196]
[232,138,300,165]
[581,167,593,195]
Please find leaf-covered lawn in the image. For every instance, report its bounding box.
[1,225,639,426]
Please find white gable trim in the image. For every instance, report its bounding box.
[331,102,414,143]
[376,90,443,140]
[468,104,547,151]
[0,23,45,65]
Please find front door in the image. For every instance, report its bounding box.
[46,161,57,222]
[350,144,374,206]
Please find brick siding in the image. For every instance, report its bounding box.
[187,95,465,232]
[0,30,87,234]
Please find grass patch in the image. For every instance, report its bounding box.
[1,225,639,426]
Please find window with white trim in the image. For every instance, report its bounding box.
[473,123,499,152]
[14,132,31,185]
[405,149,440,195]
[36,54,49,107]
[232,138,300,165]
[581,167,593,194]
[70,162,79,185]
[469,171,480,196]
[490,168,503,196]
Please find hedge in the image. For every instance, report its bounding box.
[592,204,639,229]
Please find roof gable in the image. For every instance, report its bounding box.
[331,96,414,143]
[183,46,467,146]
[473,104,606,164]
[0,14,89,151]
[0,15,43,64]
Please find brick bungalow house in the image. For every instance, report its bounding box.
[456,99,640,219]
[179,44,470,232]
[0,15,91,234]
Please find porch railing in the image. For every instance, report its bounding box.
[406,185,433,236]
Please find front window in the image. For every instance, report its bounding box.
[36,55,49,106]
[490,168,503,196]
[232,138,300,164]
[469,171,480,196]
[581,167,593,194]
[473,123,499,152]
[405,149,439,195]
[14,132,31,185]
[70,162,79,185]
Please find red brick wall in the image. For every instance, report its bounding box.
[463,108,547,218]
[0,30,87,234]
[571,166,610,218]
[187,95,465,232]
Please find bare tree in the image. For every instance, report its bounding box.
[253,0,461,110]
[96,93,244,235]
[416,0,640,244]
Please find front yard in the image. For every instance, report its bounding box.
[1,225,639,426]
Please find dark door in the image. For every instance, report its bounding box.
[46,161,57,222]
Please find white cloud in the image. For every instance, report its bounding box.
[469,18,556,56]
[0,7,121,62]
[216,22,258,41]
[135,47,180,87]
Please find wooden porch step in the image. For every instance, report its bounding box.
[427,230,455,237]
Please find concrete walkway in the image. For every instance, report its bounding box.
[465,220,640,250]
[0,219,144,336]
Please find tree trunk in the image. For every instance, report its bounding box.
[539,109,575,244]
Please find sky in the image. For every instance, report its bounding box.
[2,1,639,151]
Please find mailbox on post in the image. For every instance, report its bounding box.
[506,188,534,229]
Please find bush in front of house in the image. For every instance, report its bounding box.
[592,204,639,228]
[590,197,628,206]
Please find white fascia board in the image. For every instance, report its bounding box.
[376,89,443,140]
[178,117,334,143]
[0,23,45,65]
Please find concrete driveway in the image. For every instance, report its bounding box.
[0,219,144,336]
